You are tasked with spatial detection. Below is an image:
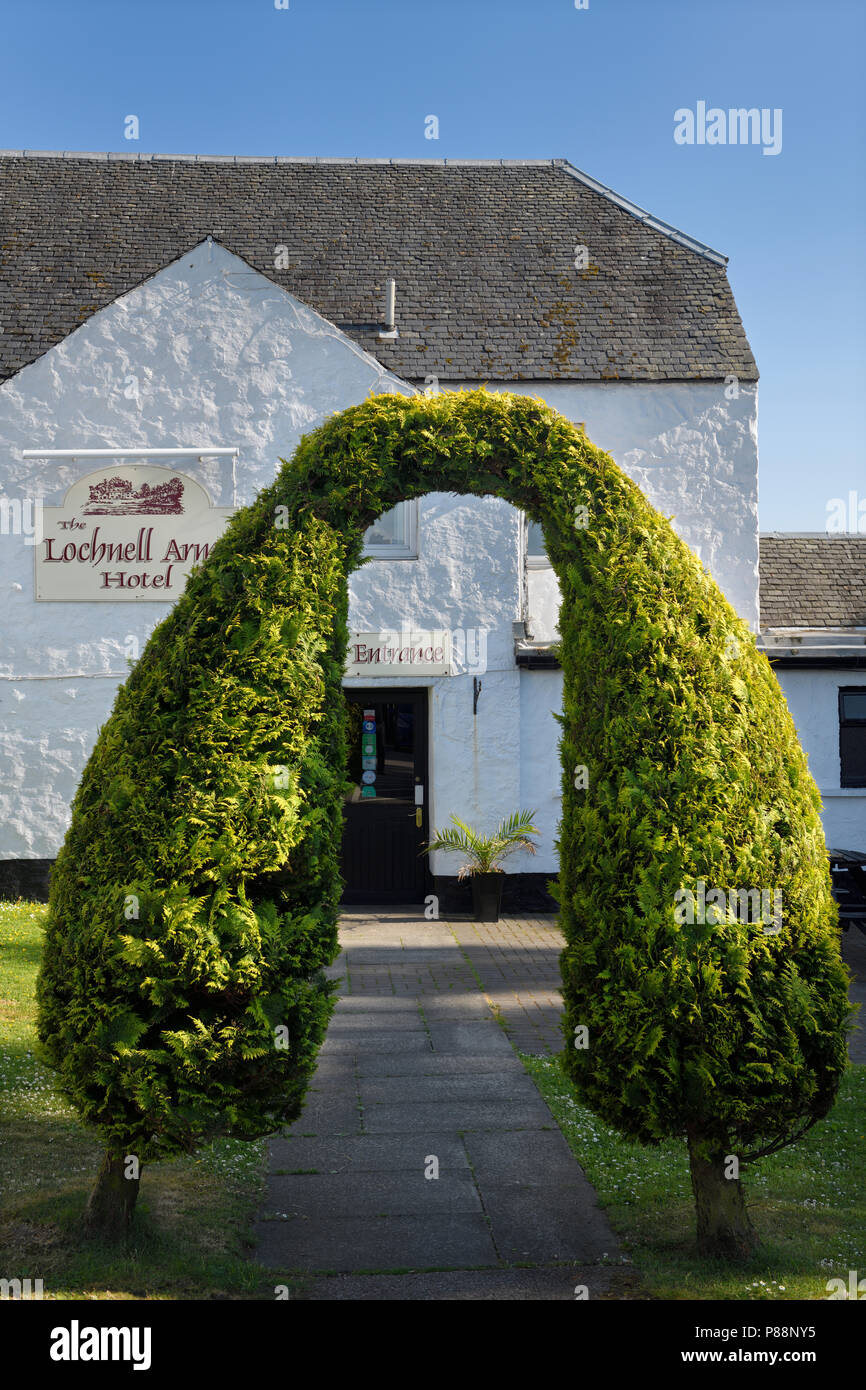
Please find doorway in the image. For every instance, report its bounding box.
[340,688,431,904]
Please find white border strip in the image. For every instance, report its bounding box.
[21,447,239,459]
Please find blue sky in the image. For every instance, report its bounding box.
[2,0,864,531]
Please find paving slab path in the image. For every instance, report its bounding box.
[253,911,866,1297]
[253,911,626,1299]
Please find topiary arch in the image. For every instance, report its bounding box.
[37,389,852,1253]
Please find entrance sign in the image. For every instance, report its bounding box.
[345,630,452,677]
[34,465,234,601]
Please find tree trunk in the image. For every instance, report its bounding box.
[687,1133,758,1260]
[82,1149,140,1240]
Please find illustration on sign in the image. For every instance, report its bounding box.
[34,465,234,602]
[83,475,185,515]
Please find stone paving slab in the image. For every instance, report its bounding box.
[462,1128,590,1184]
[355,1051,530,1077]
[481,1182,614,1263]
[318,1032,433,1055]
[329,996,421,1014]
[256,1212,497,1273]
[303,1060,358,1081]
[348,950,465,965]
[294,1264,622,1301]
[357,1071,541,1105]
[359,1098,554,1134]
[419,1001,492,1020]
[326,1016,428,1034]
[292,1098,363,1135]
[262,1171,483,1218]
[425,1022,515,1054]
[270,1133,471,1173]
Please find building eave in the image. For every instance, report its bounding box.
[759,629,866,669]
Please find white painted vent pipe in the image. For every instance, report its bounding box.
[378,279,398,339]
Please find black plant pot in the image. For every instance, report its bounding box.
[472,872,504,922]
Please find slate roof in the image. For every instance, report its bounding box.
[760,536,866,629]
[0,153,757,386]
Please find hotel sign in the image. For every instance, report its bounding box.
[345,630,452,677]
[34,466,234,601]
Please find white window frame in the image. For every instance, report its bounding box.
[362,499,419,560]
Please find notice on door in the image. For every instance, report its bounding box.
[346,630,452,677]
[34,465,235,601]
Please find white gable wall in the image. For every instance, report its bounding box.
[454,379,760,637]
[0,243,409,857]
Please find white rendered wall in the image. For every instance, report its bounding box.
[453,379,760,634]
[346,493,526,876]
[518,670,565,876]
[774,668,866,852]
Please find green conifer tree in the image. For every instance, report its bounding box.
[37,391,852,1250]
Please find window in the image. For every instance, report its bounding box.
[526,517,550,569]
[362,501,418,559]
[839,687,866,787]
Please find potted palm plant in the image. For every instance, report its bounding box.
[424,810,540,921]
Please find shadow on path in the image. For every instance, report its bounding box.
[252,911,626,1300]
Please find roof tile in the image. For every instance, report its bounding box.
[0,154,758,385]
[760,537,866,628]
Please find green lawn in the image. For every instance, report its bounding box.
[4,898,862,1301]
[0,901,301,1300]
[523,1051,865,1300]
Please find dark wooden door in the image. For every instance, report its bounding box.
[340,688,430,904]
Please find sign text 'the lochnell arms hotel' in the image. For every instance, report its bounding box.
[34,466,234,599]
[1,152,864,906]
